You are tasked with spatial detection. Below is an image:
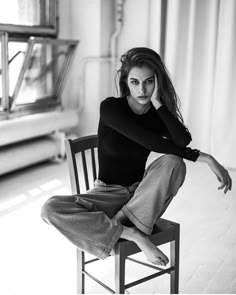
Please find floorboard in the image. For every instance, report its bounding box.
[0,157,235,294]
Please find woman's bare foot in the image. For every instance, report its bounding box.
[120,225,169,266]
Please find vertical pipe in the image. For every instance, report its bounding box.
[110,0,125,96]
[160,0,168,61]
[78,1,125,105]
[110,0,125,65]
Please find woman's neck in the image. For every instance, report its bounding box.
[127,95,151,115]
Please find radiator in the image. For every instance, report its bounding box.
[0,109,79,176]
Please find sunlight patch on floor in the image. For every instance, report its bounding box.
[0,178,70,217]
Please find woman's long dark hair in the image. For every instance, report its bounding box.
[117,47,184,123]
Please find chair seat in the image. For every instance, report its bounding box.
[116,218,177,258]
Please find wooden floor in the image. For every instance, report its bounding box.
[0,156,235,294]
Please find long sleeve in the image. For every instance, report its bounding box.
[100,97,199,161]
[156,105,192,147]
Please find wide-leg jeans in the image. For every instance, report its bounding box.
[41,154,186,259]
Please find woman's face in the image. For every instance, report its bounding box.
[127,66,155,105]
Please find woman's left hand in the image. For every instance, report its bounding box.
[209,157,232,194]
[151,75,163,110]
[198,152,232,194]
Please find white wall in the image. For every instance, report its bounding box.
[58,0,115,137]
[117,0,162,56]
[58,0,162,137]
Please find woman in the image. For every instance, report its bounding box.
[41,47,232,266]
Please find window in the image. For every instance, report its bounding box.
[10,38,78,113]
[0,0,78,119]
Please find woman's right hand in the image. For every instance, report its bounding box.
[150,75,163,110]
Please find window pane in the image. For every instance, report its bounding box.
[12,39,77,107]
[15,42,55,104]
[9,41,27,97]
[0,0,53,27]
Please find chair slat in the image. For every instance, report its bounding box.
[65,139,80,194]
[91,148,97,181]
[81,150,89,190]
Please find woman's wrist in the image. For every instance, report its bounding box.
[152,100,163,110]
[197,151,213,165]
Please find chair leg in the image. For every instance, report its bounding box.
[77,249,85,294]
[115,244,126,294]
[170,224,180,294]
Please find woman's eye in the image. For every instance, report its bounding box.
[131,80,139,85]
[146,79,154,84]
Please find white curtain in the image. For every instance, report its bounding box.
[163,0,236,169]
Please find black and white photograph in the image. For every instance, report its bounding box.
[0,0,235,294]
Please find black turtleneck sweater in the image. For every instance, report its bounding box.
[98,96,199,186]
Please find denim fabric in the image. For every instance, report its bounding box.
[41,154,186,259]
[122,155,186,234]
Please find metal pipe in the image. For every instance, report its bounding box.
[110,0,125,66]
[160,0,168,61]
[77,0,125,109]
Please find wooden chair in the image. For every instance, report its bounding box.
[65,135,180,294]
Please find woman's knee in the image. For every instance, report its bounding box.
[41,196,60,224]
[151,154,185,170]
[164,154,185,167]
[149,154,186,180]
[144,155,186,189]
[166,156,187,189]
[165,154,186,177]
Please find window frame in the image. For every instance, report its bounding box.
[10,37,78,113]
[0,0,58,37]
[0,32,10,113]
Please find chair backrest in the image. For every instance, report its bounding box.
[65,135,98,194]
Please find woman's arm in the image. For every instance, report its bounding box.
[156,106,192,147]
[197,151,232,194]
[100,97,199,161]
